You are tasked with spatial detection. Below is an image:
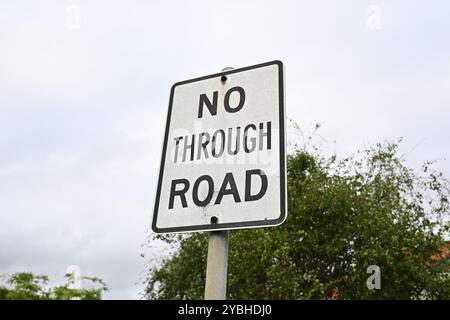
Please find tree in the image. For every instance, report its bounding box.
[0,272,108,300]
[145,139,450,299]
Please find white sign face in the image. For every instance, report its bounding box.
[152,61,286,233]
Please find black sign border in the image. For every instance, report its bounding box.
[152,60,286,233]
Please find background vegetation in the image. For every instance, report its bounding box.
[146,137,450,299]
[0,272,108,300]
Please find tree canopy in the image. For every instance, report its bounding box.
[0,272,108,300]
[146,139,450,299]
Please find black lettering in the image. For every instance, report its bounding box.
[173,136,183,163]
[259,121,271,150]
[182,134,195,162]
[168,179,190,209]
[243,124,257,153]
[192,175,214,207]
[245,169,268,201]
[215,172,241,204]
[227,127,241,155]
[198,92,218,118]
[197,132,210,160]
[224,86,245,113]
[211,129,225,158]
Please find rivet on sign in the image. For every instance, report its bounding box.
[221,75,227,83]
[210,216,219,224]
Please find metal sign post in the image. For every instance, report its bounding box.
[204,67,233,300]
[204,230,229,299]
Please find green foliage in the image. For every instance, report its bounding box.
[0,272,108,300]
[51,274,109,300]
[146,139,450,300]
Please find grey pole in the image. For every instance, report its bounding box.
[204,67,233,300]
[204,230,229,300]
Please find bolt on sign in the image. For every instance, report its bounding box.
[152,61,286,233]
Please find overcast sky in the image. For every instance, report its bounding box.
[1,1,449,299]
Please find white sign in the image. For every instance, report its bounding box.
[152,61,286,233]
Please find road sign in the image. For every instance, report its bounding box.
[152,60,286,233]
